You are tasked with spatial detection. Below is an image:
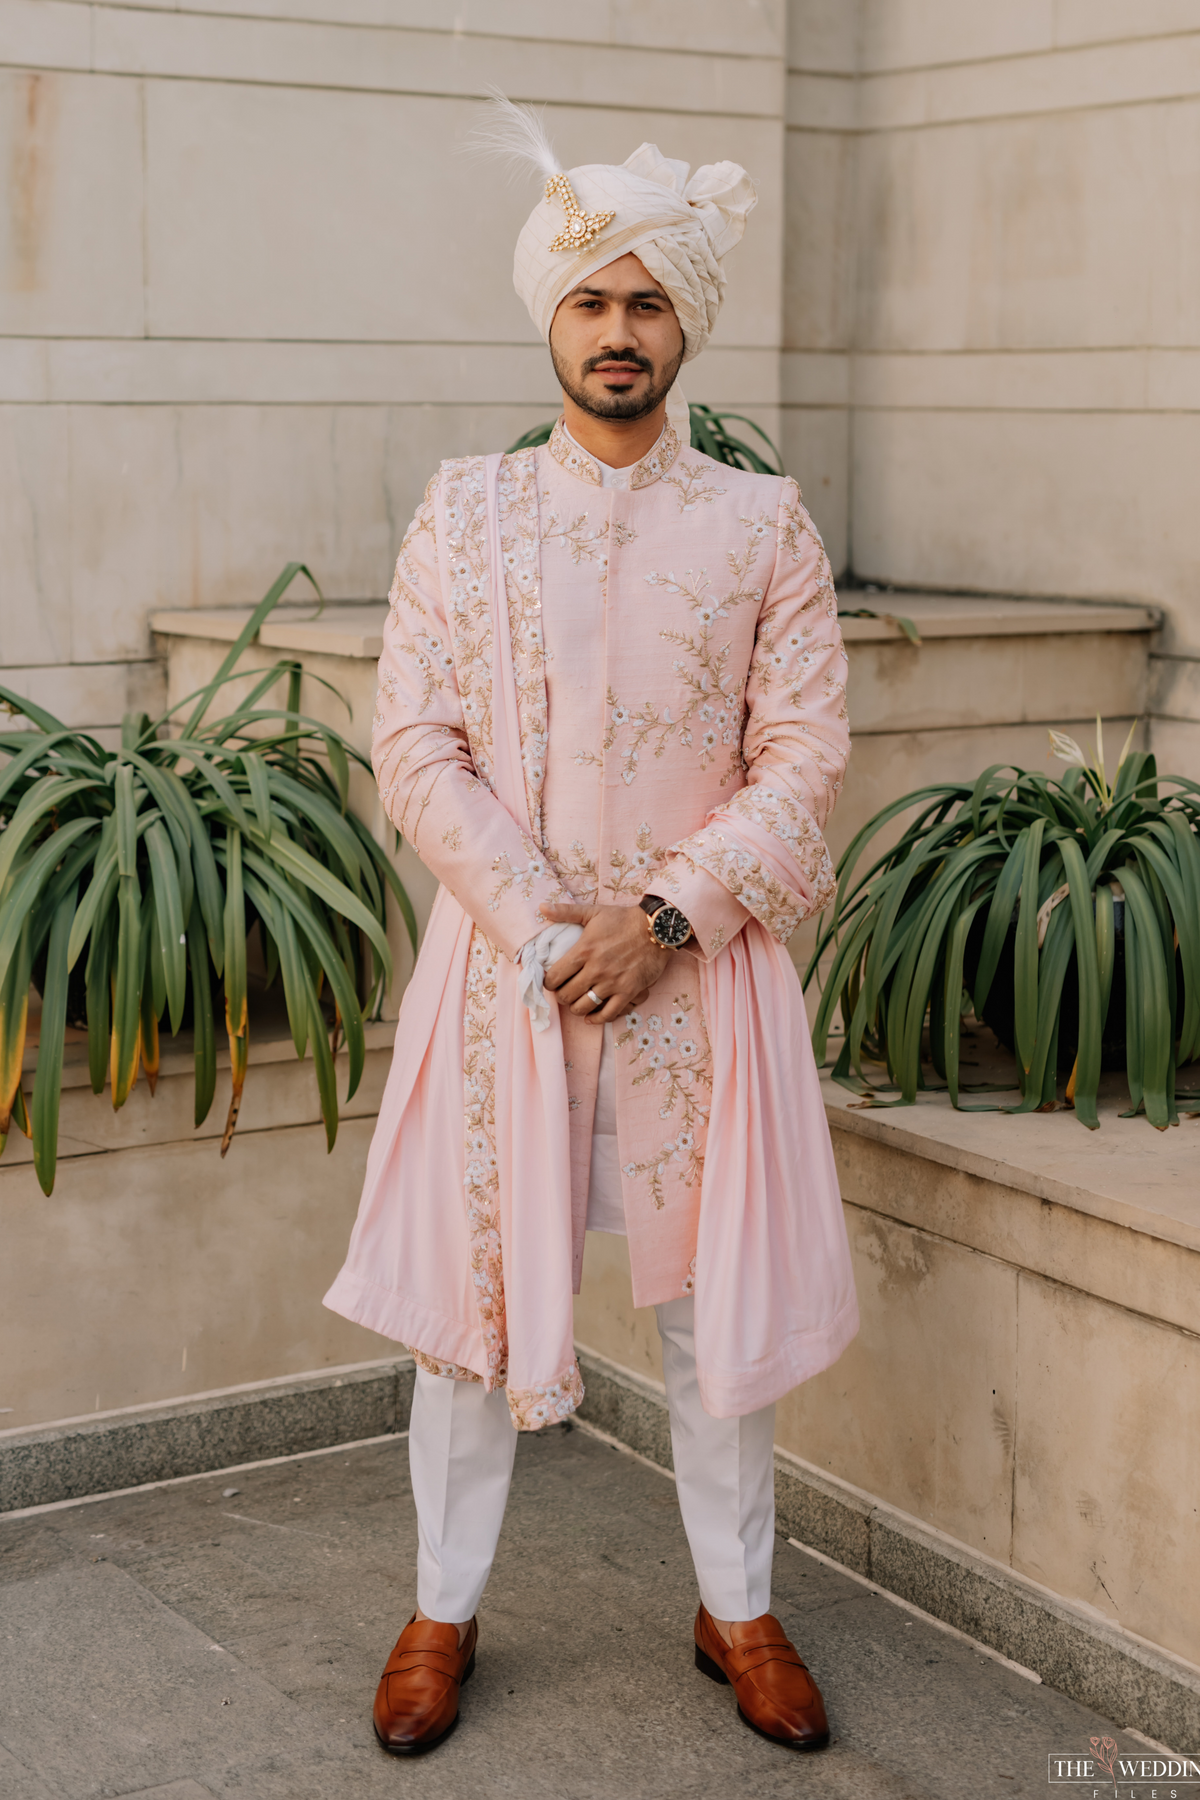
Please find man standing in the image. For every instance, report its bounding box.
[325,109,858,1757]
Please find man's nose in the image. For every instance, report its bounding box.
[601,308,641,348]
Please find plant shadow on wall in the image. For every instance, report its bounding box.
[0,565,416,1196]
[805,720,1200,1130]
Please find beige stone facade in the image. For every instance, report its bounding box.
[8,1,1200,766]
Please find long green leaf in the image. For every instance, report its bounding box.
[85,909,115,1095]
[30,880,77,1195]
[1095,882,1116,1038]
[1121,864,1171,1127]
[242,875,308,1059]
[187,898,217,1128]
[0,918,33,1134]
[114,762,139,879]
[1059,838,1101,1129]
[307,978,339,1152]
[1013,819,1046,1079]
[972,830,1028,1017]
[145,819,188,1035]
[241,848,365,1098]
[0,775,100,896]
[111,852,143,1109]
[242,748,274,844]
[0,818,97,996]
[250,830,391,980]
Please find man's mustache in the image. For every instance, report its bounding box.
[582,352,653,375]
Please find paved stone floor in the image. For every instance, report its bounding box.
[0,1422,1150,1799]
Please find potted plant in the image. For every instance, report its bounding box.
[0,565,415,1195]
[805,722,1200,1130]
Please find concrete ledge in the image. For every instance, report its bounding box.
[0,1357,414,1513]
[576,1345,1200,1751]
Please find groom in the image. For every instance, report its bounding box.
[325,116,856,1756]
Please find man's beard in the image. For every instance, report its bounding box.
[551,345,684,423]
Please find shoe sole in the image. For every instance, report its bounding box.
[374,1648,476,1756]
[695,1645,830,1752]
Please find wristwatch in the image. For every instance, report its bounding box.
[639,893,693,951]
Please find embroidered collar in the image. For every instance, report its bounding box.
[547,416,681,490]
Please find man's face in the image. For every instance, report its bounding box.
[549,253,685,423]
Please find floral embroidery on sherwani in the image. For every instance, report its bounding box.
[600,514,765,788]
[412,1348,482,1384]
[618,994,712,1208]
[507,1363,586,1430]
[462,928,507,1388]
[440,458,495,783]
[606,822,667,897]
[663,459,726,513]
[669,785,838,942]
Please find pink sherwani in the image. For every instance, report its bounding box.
[325,418,858,1425]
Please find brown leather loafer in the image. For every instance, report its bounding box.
[373,1614,478,1755]
[694,1604,830,1750]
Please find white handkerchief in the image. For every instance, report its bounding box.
[518,922,584,1032]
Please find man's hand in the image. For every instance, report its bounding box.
[540,902,670,1023]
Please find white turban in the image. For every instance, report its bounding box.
[513,143,757,366]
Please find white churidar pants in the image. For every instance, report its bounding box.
[410,1023,776,1621]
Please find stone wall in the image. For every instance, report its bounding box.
[785,0,1200,772]
[1,0,787,734]
[8,1,1199,763]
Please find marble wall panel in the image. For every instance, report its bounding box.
[858,0,1054,71]
[853,104,1200,352]
[1,659,165,730]
[143,81,781,347]
[1054,0,1200,47]
[847,631,1148,737]
[776,1206,1018,1563]
[1151,715,1200,780]
[851,410,1200,620]
[94,7,780,115]
[0,404,71,667]
[105,0,784,56]
[0,69,144,337]
[0,0,90,72]
[779,404,848,575]
[1012,1273,1200,1664]
[0,1118,394,1428]
[63,402,556,663]
[784,128,857,349]
[787,0,861,74]
[1151,652,1200,725]
[858,36,1200,133]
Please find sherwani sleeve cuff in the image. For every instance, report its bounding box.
[657,857,753,963]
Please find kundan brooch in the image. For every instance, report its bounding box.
[546,173,615,252]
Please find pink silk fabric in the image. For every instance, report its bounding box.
[324,427,859,1425]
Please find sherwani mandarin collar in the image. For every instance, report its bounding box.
[549,416,681,490]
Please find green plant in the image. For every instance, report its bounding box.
[0,565,416,1194]
[805,720,1200,1131]
[506,402,785,473]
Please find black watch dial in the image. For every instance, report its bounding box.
[650,904,692,949]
